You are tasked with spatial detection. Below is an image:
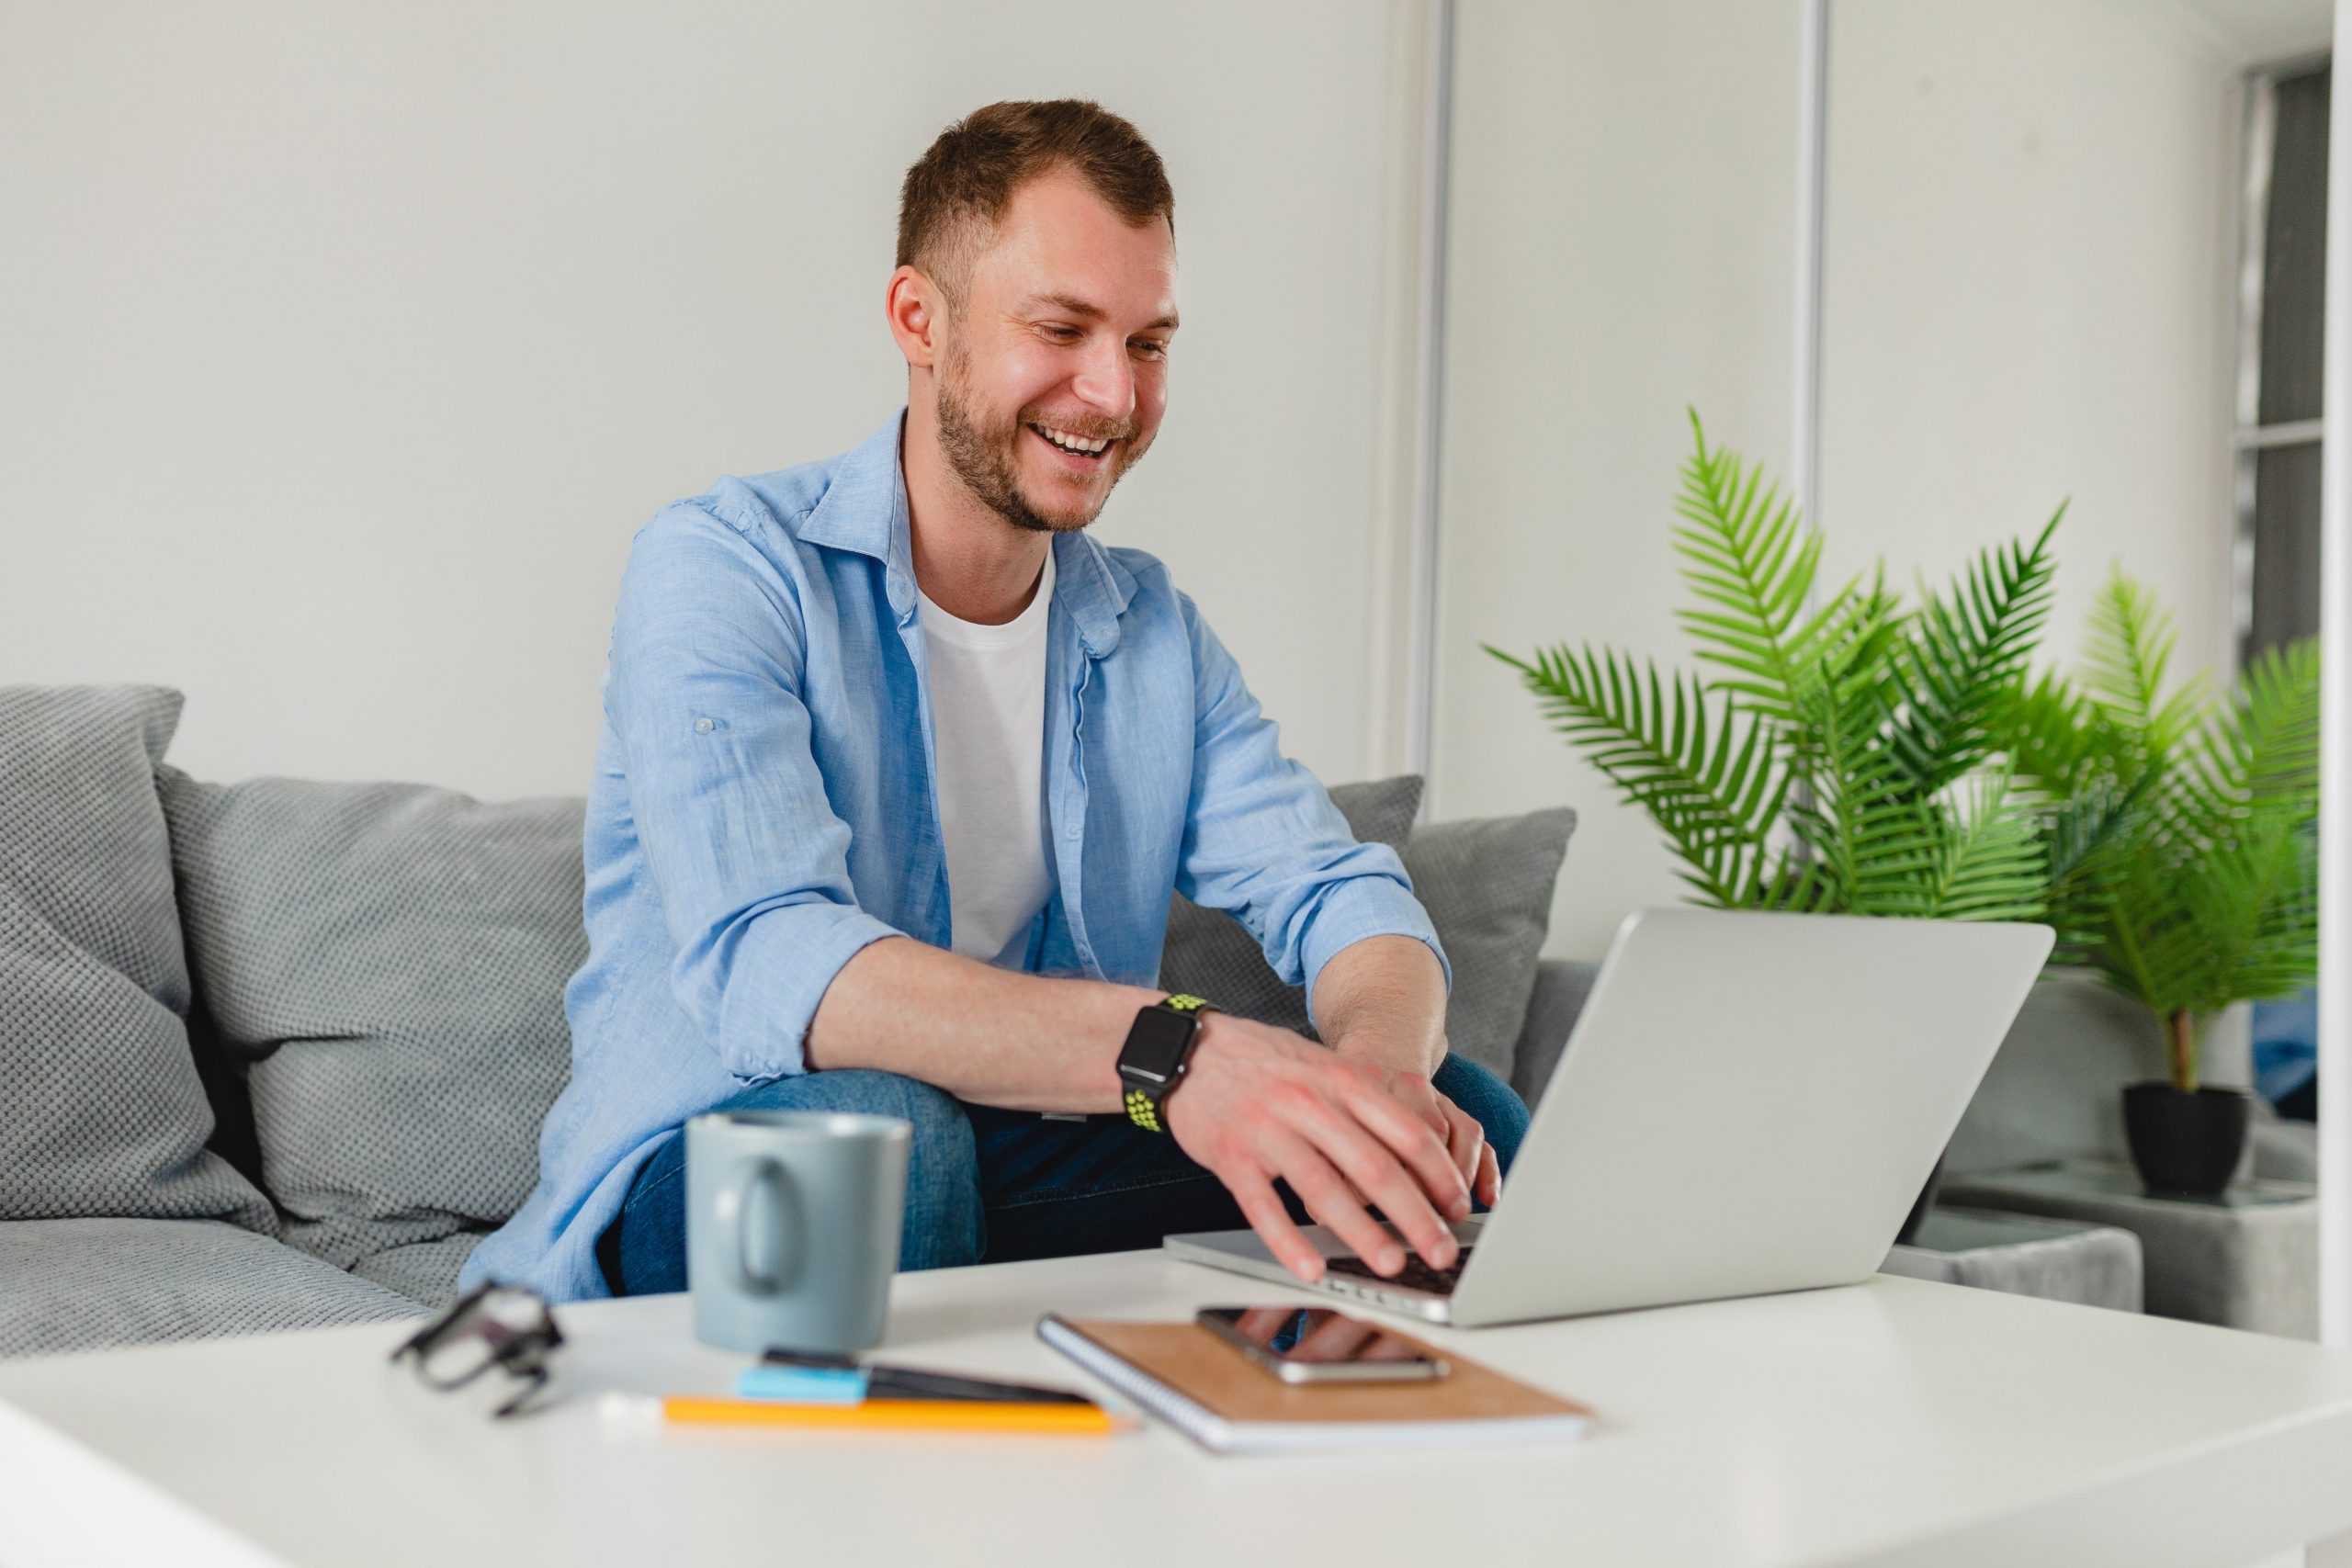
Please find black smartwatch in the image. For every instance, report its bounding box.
[1117,994,1216,1133]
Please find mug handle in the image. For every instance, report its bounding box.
[714,1157,800,1298]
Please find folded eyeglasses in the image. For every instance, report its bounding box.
[388,1281,564,1418]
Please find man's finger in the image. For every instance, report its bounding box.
[1445,1105,1486,1191]
[1300,1109,1458,1269]
[1476,1139,1503,1207]
[1339,1077,1471,1218]
[1275,1139,1409,1276]
[1225,1168,1326,1282]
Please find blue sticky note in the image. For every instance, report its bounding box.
[735,1364,871,1405]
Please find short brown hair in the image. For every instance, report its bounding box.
[897,99,1174,300]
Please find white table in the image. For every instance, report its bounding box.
[6,1252,2352,1568]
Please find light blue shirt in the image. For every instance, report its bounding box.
[464,413,1446,1303]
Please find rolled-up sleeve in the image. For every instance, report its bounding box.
[1170,591,1449,1026]
[605,504,901,1080]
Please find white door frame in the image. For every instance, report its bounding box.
[2317,0,2350,1350]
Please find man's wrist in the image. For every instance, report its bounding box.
[1310,933,1448,1077]
[1326,1028,1442,1079]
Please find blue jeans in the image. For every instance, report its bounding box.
[596,1055,1530,1295]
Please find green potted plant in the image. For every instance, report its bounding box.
[1486,413,2060,1239]
[2003,572,2320,1195]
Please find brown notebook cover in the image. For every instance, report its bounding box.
[1037,1315,1593,1454]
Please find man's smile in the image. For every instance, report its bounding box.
[1027,421,1117,469]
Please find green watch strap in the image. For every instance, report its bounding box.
[1122,1084,1170,1134]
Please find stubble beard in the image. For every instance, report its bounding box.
[933,332,1139,536]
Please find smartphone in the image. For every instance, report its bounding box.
[1195,1306,1449,1383]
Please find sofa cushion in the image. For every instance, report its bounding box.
[1161,787,1576,1078]
[1159,773,1424,1033]
[1509,956,1600,1105]
[0,685,272,1232]
[0,1217,421,1359]
[161,772,587,1270]
[1396,807,1577,1077]
[351,1231,487,1309]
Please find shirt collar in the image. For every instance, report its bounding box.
[797,412,910,570]
[802,409,1137,659]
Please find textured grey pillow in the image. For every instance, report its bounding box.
[0,685,271,1231]
[1159,773,1425,1032]
[1398,807,1577,1079]
[161,772,587,1270]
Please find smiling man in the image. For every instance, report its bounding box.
[464,100,1532,1305]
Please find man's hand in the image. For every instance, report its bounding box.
[1307,934,1496,1208]
[1162,1013,1471,1283]
[1344,1056,1501,1211]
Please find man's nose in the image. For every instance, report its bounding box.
[1069,336,1136,423]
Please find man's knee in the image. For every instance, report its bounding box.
[608,1070,983,1293]
[1431,1054,1531,1176]
[754,1067,956,1131]
[724,1069,983,1271]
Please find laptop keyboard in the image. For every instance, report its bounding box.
[1325,1246,1476,1298]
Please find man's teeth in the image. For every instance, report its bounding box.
[1033,424,1111,456]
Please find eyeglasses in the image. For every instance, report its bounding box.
[388,1281,565,1418]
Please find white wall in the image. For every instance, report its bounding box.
[1819,0,2244,692]
[7,0,2262,962]
[0,1,1421,800]
[1431,0,1806,959]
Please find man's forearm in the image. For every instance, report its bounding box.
[803,937,1162,1111]
[1311,934,1448,1077]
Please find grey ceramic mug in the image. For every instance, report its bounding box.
[684,1110,911,1355]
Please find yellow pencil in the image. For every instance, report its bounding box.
[602,1393,1122,1437]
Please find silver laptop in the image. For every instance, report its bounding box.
[1166,907,2053,1327]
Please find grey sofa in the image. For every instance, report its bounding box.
[0,684,1578,1360]
[13,681,2293,1363]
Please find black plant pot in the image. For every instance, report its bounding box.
[1895,1155,1945,1247]
[2122,1082,2251,1197]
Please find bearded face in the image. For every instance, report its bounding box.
[913,169,1175,535]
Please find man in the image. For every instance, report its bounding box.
[465,100,1530,1305]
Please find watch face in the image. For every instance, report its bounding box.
[1122,1006,1197,1084]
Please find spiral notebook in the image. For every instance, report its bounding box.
[1035,1314,1593,1455]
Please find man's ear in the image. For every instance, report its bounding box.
[885,265,943,370]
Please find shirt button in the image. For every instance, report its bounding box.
[1063,821,1081,840]
[694,717,714,734]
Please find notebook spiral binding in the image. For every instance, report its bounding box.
[1035,1314,1229,1449]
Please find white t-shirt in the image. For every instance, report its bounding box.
[916,547,1057,966]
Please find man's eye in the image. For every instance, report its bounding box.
[1041,324,1080,341]
[1131,340,1169,361]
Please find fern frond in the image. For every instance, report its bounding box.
[2000,669,2136,800]
[1485,641,1785,906]
[1671,410,1833,729]
[2213,638,2322,815]
[2154,637,2322,856]
[1886,508,2063,795]
[1916,771,2047,921]
[1784,630,1919,914]
[2081,567,2206,764]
